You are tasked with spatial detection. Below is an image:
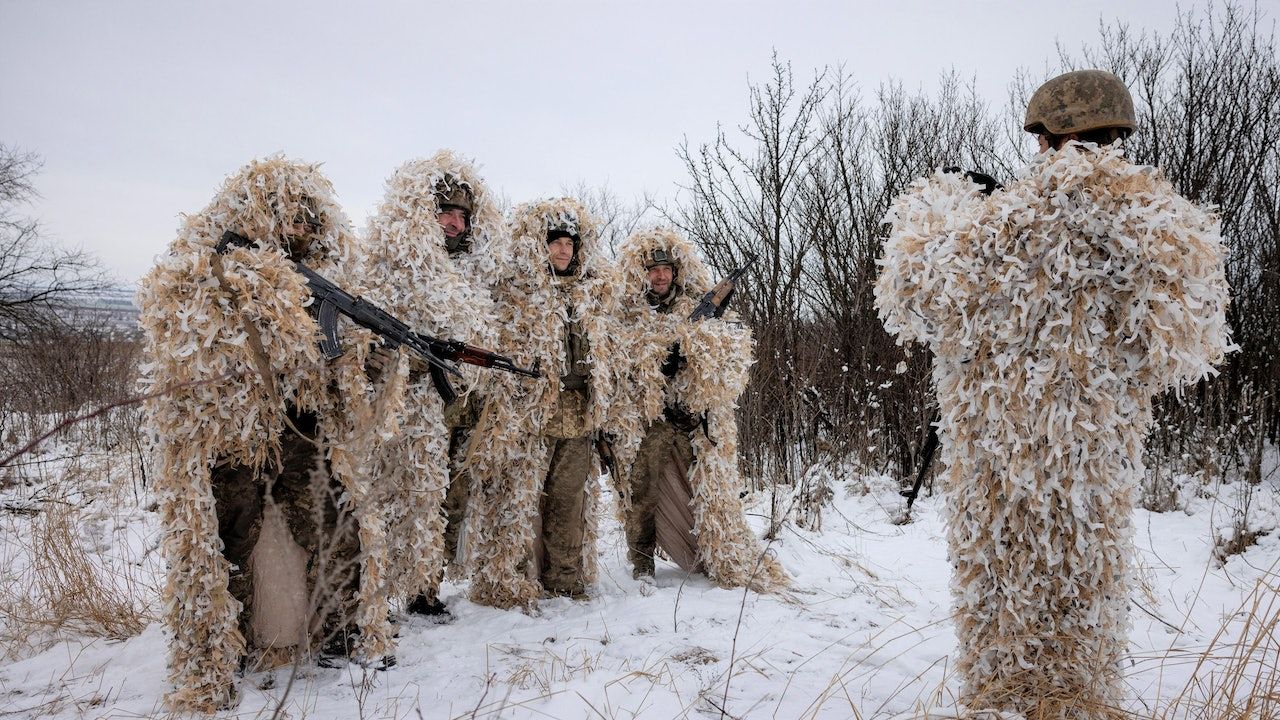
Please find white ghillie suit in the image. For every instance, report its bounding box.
[362,150,502,604]
[875,143,1233,715]
[613,227,787,592]
[464,197,627,609]
[138,157,401,711]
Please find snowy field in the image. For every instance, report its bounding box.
[1,442,1277,719]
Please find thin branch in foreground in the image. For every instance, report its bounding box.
[0,372,241,469]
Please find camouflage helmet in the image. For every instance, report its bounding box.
[1023,69,1136,136]
[545,210,581,239]
[433,176,474,214]
[547,228,580,248]
[644,248,679,273]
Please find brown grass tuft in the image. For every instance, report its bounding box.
[1152,561,1280,720]
[0,463,155,661]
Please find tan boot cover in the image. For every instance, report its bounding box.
[249,501,311,648]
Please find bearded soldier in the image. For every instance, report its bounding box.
[875,71,1232,716]
[465,198,627,609]
[138,157,400,711]
[362,150,502,619]
[613,228,786,592]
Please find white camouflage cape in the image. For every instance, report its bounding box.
[464,197,628,610]
[614,227,787,592]
[875,142,1233,715]
[362,150,502,603]
[137,157,402,711]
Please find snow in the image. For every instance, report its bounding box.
[1,446,1277,719]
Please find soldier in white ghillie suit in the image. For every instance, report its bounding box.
[876,71,1234,717]
[138,158,402,711]
[613,227,786,592]
[362,151,502,619]
[465,198,628,609]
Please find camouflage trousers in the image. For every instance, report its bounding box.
[211,412,361,653]
[441,393,481,564]
[536,436,593,596]
[625,419,701,576]
[441,429,471,564]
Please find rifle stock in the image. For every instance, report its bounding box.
[689,253,757,321]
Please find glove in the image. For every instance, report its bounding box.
[942,166,1003,195]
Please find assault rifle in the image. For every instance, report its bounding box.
[594,432,617,477]
[901,410,941,510]
[689,253,758,321]
[215,231,540,403]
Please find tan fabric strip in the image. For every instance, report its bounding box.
[655,448,703,573]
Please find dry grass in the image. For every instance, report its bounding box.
[1149,561,1280,720]
[0,456,156,662]
[498,642,605,692]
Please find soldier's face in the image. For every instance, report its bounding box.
[1036,132,1078,153]
[437,206,469,239]
[548,236,576,272]
[647,264,674,296]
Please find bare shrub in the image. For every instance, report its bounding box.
[0,319,142,452]
[674,57,1011,495]
[1140,466,1183,514]
[793,461,835,531]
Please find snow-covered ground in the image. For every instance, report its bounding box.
[1,445,1277,719]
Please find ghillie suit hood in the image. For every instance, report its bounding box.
[875,142,1233,715]
[614,227,787,592]
[137,157,401,711]
[464,197,628,609]
[361,150,503,601]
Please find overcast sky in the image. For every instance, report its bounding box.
[2,0,1267,283]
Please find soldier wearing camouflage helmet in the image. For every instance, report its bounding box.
[434,178,476,255]
[362,150,503,621]
[1023,68,1136,153]
[876,71,1232,715]
[609,228,787,593]
[626,245,698,579]
[464,198,629,609]
[138,157,400,710]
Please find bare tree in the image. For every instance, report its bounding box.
[674,55,830,487]
[0,144,107,340]
[801,70,1013,484]
[674,59,1013,495]
[558,180,657,258]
